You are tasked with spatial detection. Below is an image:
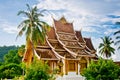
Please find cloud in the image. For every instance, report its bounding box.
[36,0,120,34]
[82,26,97,33]
[0,20,18,34]
[107,15,120,18]
[104,28,119,35]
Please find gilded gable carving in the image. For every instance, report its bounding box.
[62,41,80,47]
[58,33,76,40]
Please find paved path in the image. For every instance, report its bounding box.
[56,72,85,80]
[56,76,85,80]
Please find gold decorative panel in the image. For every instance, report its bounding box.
[68,60,76,71]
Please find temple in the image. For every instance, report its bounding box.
[24,17,97,76]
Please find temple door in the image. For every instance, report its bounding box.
[68,60,76,71]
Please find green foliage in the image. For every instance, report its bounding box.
[0,45,18,62]
[4,49,22,64]
[24,58,51,80]
[99,36,115,58]
[83,58,120,80]
[12,76,24,80]
[0,62,3,66]
[18,45,25,57]
[0,63,23,79]
[0,45,24,79]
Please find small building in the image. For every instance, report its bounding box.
[24,17,97,75]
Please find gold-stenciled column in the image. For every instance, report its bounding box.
[75,60,78,75]
[65,59,68,75]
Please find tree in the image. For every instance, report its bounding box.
[17,4,50,65]
[114,22,120,50]
[99,36,115,58]
[0,45,18,62]
[83,58,120,80]
[0,47,23,79]
[4,49,21,64]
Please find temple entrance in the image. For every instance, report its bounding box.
[79,57,87,74]
[68,60,76,71]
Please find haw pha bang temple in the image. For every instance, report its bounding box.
[23,17,98,76]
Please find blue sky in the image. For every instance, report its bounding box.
[0,0,120,61]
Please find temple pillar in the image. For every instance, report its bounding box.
[61,66,63,75]
[86,57,89,67]
[65,59,68,75]
[62,59,68,75]
[75,61,78,75]
[78,62,80,75]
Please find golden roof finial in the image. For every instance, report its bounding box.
[59,16,67,24]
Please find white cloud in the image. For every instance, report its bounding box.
[82,26,97,33]
[36,0,120,33]
[104,28,119,35]
[3,26,17,34]
[0,20,18,34]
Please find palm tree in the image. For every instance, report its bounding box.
[99,36,115,58]
[17,4,50,65]
[114,22,120,50]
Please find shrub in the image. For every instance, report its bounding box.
[24,58,52,80]
[83,58,120,80]
[0,63,23,79]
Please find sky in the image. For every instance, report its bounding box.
[0,0,120,61]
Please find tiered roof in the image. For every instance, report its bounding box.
[84,38,96,54]
[35,17,97,60]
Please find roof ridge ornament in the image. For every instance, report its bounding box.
[59,16,67,24]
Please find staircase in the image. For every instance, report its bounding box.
[56,72,85,80]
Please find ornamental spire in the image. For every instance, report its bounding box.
[59,16,67,24]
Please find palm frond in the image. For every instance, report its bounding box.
[17,11,30,18]
[40,9,47,14]
[99,43,104,48]
[110,41,114,44]
[36,9,48,17]
[114,40,120,45]
[25,26,31,40]
[26,4,31,12]
[17,19,30,28]
[38,31,45,44]
[115,22,120,25]
[31,28,38,46]
[116,36,120,39]
[16,25,27,40]
[118,46,120,50]
[114,30,120,35]
[39,21,50,30]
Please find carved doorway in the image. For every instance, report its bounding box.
[68,60,76,71]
